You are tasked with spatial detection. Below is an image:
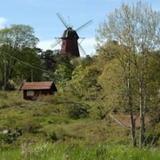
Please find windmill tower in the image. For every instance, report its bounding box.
[54,13,92,57]
[61,27,80,57]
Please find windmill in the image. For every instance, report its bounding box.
[53,13,92,57]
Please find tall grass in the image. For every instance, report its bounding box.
[0,143,160,160]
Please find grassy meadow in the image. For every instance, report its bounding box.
[0,91,160,159]
[0,143,160,160]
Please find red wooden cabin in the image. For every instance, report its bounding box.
[20,81,57,100]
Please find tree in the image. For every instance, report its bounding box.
[0,25,38,48]
[53,56,74,84]
[97,1,160,147]
[13,48,42,82]
[146,52,160,125]
[69,64,101,100]
[0,25,39,89]
[41,50,57,71]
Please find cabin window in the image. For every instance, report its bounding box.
[27,90,34,96]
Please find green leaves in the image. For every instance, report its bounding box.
[0,25,39,49]
[0,25,41,87]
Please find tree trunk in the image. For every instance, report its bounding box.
[139,66,146,148]
[139,86,145,147]
[139,51,148,148]
[127,54,137,147]
[3,61,7,90]
[130,111,136,146]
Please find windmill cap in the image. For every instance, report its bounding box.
[62,28,79,39]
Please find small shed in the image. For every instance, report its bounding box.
[20,81,57,100]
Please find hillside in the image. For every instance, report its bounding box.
[0,91,160,159]
[0,91,130,145]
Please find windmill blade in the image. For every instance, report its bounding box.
[56,13,69,28]
[76,20,93,32]
[78,43,87,56]
[79,37,85,44]
[51,39,61,49]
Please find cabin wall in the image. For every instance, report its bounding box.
[23,89,56,100]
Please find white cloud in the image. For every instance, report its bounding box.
[37,37,96,56]
[0,17,7,29]
[80,37,96,56]
[37,39,59,51]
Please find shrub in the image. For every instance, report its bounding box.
[68,103,89,119]
[0,129,22,144]
[47,131,58,142]
[6,80,16,91]
[46,128,68,142]
[23,121,42,134]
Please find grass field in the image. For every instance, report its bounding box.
[0,91,160,159]
[0,143,160,160]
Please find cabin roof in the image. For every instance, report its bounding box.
[20,81,54,90]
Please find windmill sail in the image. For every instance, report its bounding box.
[52,13,92,57]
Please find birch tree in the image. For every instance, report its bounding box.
[97,1,160,147]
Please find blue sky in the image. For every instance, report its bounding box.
[0,0,160,55]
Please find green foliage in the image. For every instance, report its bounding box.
[0,24,39,48]
[96,1,160,52]
[22,120,42,134]
[0,129,22,144]
[98,59,124,110]
[46,131,58,142]
[5,80,16,90]
[54,63,73,82]
[53,56,74,83]
[14,47,42,81]
[0,25,40,88]
[68,61,102,100]
[96,1,160,146]
[67,103,89,119]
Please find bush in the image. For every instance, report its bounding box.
[46,128,68,142]
[145,133,160,146]
[23,121,42,134]
[47,131,58,142]
[6,80,16,91]
[0,129,22,144]
[68,103,89,119]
